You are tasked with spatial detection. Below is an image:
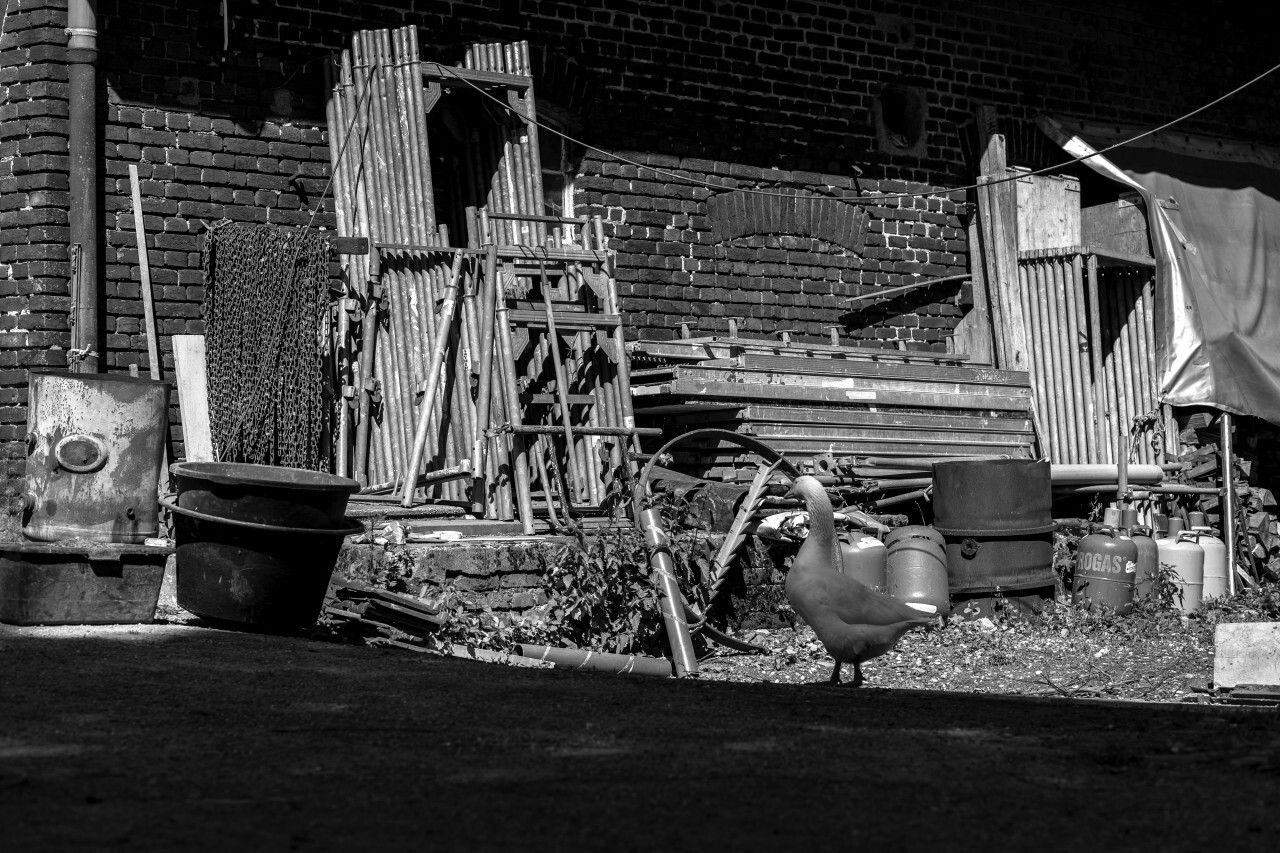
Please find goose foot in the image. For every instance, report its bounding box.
[829,662,842,685]
[850,662,864,688]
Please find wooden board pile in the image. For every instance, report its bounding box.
[629,336,1039,483]
[1173,410,1279,583]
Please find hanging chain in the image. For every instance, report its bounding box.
[202,221,331,470]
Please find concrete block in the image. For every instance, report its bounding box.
[1214,622,1280,688]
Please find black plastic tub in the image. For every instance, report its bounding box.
[0,541,172,625]
[162,497,364,631]
[170,462,360,530]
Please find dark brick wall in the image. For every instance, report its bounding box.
[4,0,1279,525]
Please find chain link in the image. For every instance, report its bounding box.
[202,221,331,471]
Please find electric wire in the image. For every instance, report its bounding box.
[433,58,1280,204]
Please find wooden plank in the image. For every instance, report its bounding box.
[1214,622,1280,689]
[1013,168,1081,251]
[730,354,1029,385]
[743,423,1035,445]
[734,405,1034,433]
[974,106,1031,374]
[128,165,162,381]
[1082,195,1151,258]
[657,366,1034,399]
[952,215,996,365]
[629,337,970,363]
[671,436,1033,459]
[172,334,215,462]
[635,379,1033,412]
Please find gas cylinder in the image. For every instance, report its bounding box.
[1156,530,1205,613]
[1129,526,1161,602]
[1073,525,1137,614]
[885,526,950,616]
[1187,512,1229,601]
[839,530,888,592]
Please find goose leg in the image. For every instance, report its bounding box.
[829,661,842,685]
[851,662,864,688]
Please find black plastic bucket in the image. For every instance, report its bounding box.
[170,462,360,530]
[162,497,364,631]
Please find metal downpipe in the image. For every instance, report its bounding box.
[67,0,101,372]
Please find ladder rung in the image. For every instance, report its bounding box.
[420,62,531,90]
[507,309,621,330]
[506,425,663,437]
[523,393,596,406]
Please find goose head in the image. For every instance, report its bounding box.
[786,474,831,510]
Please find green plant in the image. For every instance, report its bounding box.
[523,520,666,655]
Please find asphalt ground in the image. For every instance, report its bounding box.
[2,622,1278,852]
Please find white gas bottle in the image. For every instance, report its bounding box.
[1187,512,1228,601]
[1155,526,1205,614]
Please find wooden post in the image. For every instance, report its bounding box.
[973,106,1030,373]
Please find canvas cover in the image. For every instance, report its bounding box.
[1037,115,1280,425]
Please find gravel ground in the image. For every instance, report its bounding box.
[696,616,1213,702]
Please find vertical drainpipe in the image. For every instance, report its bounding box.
[67,0,101,373]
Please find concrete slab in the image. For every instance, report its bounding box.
[1214,621,1280,688]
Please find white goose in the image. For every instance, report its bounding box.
[784,475,936,686]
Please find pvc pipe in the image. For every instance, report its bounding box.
[1222,413,1237,595]
[513,644,673,678]
[638,508,698,677]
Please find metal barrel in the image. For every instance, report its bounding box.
[932,458,1057,617]
[23,370,171,544]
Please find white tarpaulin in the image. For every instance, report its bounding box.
[1037,115,1280,425]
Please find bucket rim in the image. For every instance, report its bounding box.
[160,497,366,536]
[170,461,360,494]
[27,368,173,389]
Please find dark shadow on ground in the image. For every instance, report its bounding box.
[2,625,1276,851]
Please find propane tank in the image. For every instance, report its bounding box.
[885,525,949,616]
[839,530,888,592]
[1129,525,1161,602]
[1156,530,1205,613]
[1187,512,1228,601]
[1073,521,1137,614]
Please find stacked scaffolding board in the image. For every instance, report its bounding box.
[629,338,1038,482]
[325,27,647,528]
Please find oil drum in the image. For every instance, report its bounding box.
[933,459,1056,617]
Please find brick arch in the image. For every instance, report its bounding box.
[706,188,870,254]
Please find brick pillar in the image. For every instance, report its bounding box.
[0,1,72,536]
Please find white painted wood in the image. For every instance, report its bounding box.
[1214,622,1280,688]
[172,334,215,462]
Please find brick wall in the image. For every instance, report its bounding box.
[4,0,1280,527]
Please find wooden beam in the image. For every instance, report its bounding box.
[953,215,996,364]
[172,335,215,462]
[974,106,1030,373]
